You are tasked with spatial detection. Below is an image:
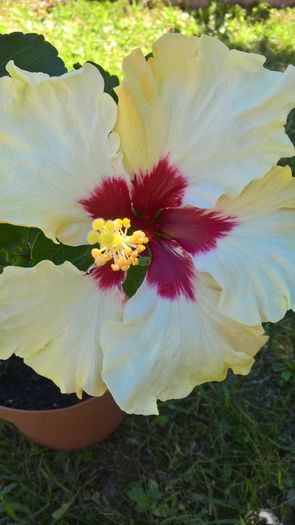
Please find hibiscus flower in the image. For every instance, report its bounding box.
[0,34,295,414]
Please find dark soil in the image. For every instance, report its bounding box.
[0,356,90,410]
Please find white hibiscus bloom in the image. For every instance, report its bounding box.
[1,34,295,414]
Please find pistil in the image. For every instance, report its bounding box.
[87,218,149,272]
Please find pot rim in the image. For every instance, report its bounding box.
[0,393,105,416]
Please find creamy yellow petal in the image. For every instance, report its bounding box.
[101,274,267,415]
[195,166,295,324]
[0,261,123,396]
[0,62,123,245]
[116,33,295,207]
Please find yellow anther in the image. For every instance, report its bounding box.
[87,230,100,245]
[91,248,101,259]
[92,218,105,231]
[119,256,128,265]
[95,255,109,267]
[105,220,115,232]
[129,231,148,245]
[88,217,149,272]
[114,218,123,229]
[122,218,131,229]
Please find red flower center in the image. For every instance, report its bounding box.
[80,158,236,300]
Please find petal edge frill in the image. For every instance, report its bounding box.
[0,261,123,397]
[101,274,267,415]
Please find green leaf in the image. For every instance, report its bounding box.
[154,414,170,427]
[138,256,151,267]
[281,370,292,382]
[127,480,162,513]
[87,61,119,96]
[123,264,147,298]
[73,61,119,101]
[0,223,26,246]
[278,108,295,175]
[145,52,153,61]
[0,224,38,271]
[31,231,92,270]
[146,480,162,499]
[0,32,67,77]
[127,484,152,513]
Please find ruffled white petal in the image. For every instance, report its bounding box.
[101,274,267,415]
[195,166,295,324]
[0,261,123,397]
[116,33,295,208]
[0,62,124,245]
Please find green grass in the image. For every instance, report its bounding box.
[1,1,295,75]
[0,1,295,524]
[0,0,200,76]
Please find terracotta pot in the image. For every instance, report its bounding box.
[0,391,125,451]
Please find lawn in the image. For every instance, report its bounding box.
[0,1,295,524]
